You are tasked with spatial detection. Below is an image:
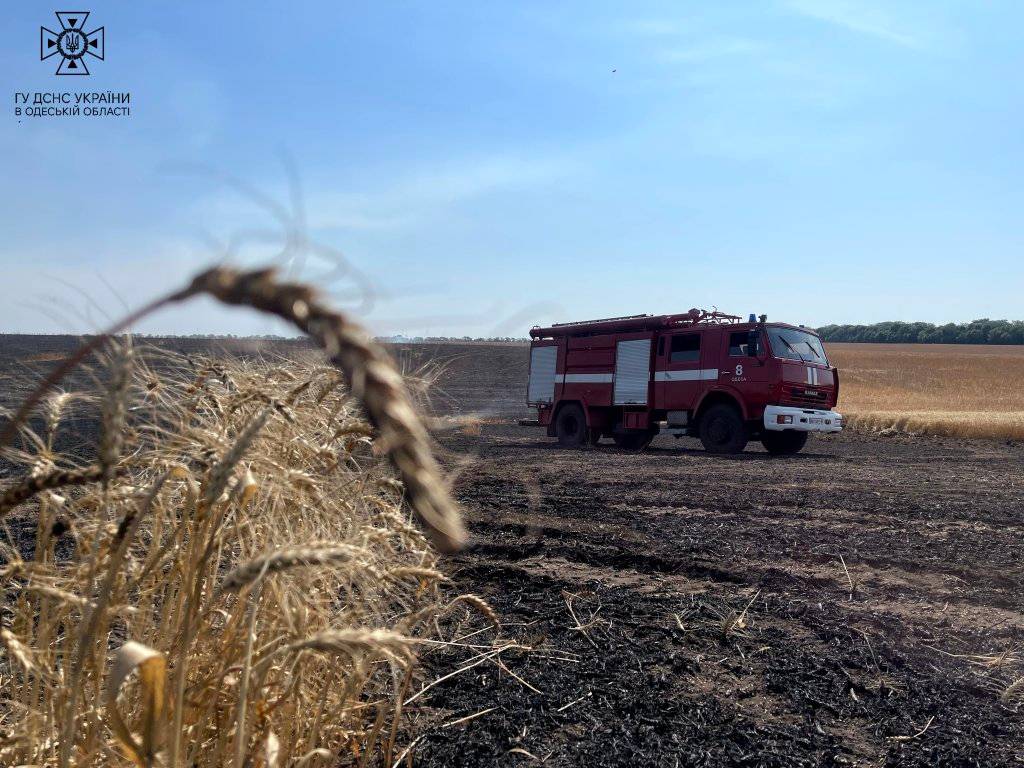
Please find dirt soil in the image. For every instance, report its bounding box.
[394,343,1024,767]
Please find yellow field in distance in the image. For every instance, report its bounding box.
[827,343,1024,439]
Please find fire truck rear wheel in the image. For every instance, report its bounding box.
[555,403,588,448]
[761,430,808,455]
[698,404,749,454]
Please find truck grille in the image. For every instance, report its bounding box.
[784,386,829,406]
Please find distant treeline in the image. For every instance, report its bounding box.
[817,319,1024,345]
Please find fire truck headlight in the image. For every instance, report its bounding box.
[776,415,793,424]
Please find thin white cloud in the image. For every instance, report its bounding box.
[304,155,572,232]
[783,0,924,49]
[627,19,685,37]
[660,37,764,63]
[185,152,574,236]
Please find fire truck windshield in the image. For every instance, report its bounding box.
[766,327,828,364]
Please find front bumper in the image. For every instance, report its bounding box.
[763,405,843,433]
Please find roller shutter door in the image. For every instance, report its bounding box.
[613,339,651,405]
[527,345,558,403]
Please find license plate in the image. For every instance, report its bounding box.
[809,417,824,424]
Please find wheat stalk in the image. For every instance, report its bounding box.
[0,466,111,518]
[218,544,364,595]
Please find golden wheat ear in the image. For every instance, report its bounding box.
[0,265,465,553]
[183,267,466,552]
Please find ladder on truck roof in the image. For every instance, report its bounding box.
[530,309,742,338]
[550,314,652,328]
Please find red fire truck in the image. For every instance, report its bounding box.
[526,310,842,455]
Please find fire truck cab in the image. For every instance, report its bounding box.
[526,310,842,455]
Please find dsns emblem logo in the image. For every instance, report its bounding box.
[41,12,104,75]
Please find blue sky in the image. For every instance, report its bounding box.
[1,2,1021,336]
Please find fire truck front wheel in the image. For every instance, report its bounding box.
[555,403,588,448]
[698,404,749,454]
[761,430,808,455]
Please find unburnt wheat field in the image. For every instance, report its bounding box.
[829,342,1024,439]
[2,332,1024,766]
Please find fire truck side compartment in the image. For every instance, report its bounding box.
[613,338,653,405]
[527,344,558,404]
